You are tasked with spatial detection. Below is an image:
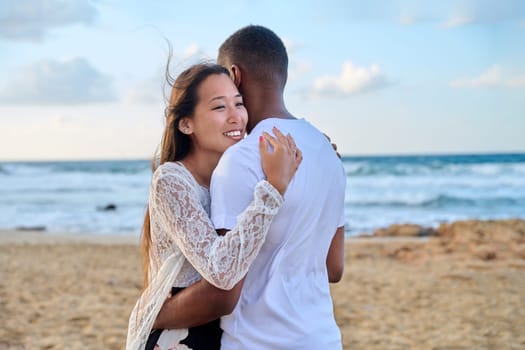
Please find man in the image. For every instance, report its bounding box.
[155,25,346,349]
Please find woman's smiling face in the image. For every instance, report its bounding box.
[182,73,248,156]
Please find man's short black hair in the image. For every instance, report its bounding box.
[218,25,288,86]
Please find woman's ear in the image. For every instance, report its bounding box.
[178,117,193,135]
[231,64,242,88]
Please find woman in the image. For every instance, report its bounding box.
[126,63,302,350]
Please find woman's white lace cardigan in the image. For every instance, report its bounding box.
[126,162,283,350]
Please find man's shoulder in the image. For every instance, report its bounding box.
[251,117,319,138]
[222,135,259,159]
[215,137,261,178]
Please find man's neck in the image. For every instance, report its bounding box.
[243,86,295,133]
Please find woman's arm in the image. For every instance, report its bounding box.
[154,168,282,291]
[326,226,345,283]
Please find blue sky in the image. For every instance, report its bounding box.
[0,0,524,160]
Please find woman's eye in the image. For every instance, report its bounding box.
[212,105,225,110]
[236,102,244,107]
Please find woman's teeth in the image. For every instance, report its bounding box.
[224,131,241,137]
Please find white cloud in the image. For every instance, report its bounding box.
[0,58,117,105]
[312,61,390,97]
[123,78,163,105]
[282,38,311,80]
[183,43,202,59]
[289,61,312,81]
[318,1,524,28]
[168,43,210,70]
[442,15,473,28]
[283,38,303,56]
[450,65,502,88]
[123,74,165,105]
[507,76,525,88]
[397,14,421,26]
[0,0,98,41]
[391,1,525,28]
[450,65,525,89]
[441,0,525,28]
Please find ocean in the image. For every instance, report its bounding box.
[1,153,524,236]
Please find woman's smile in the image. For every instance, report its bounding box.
[223,129,244,140]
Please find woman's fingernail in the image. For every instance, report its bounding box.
[259,136,263,143]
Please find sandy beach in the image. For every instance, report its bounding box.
[1,220,524,350]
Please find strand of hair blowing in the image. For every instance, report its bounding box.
[140,46,182,289]
[140,105,180,289]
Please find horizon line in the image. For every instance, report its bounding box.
[1,150,524,163]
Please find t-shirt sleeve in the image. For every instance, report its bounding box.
[338,207,345,228]
[211,145,261,230]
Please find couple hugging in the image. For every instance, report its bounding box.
[126,25,346,350]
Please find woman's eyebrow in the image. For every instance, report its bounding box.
[208,96,226,103]
[208,94,242,103]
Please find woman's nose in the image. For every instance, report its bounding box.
[228,106,243,124]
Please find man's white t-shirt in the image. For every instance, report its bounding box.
[211,118,346,350]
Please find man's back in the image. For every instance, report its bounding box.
[211,117,346,350]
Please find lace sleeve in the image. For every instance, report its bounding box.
[152,166,283,290]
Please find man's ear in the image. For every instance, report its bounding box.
[231,64,242,88]
[178,117,193,135]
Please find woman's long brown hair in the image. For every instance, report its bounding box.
[140,61,230,288]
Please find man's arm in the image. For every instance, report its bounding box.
[154,228,244,329]
[326,226,345,283]
[154,276,244,329]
